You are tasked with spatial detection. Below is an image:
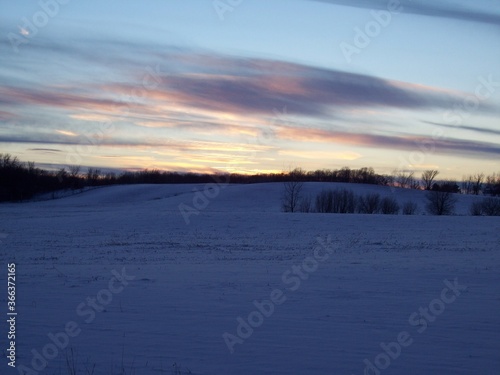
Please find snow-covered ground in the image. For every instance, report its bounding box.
[1,183,499,374]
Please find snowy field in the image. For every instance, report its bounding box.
[1,183,499,375]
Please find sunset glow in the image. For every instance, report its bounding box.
[1,1,499,177]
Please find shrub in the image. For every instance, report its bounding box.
[332,188,357,213]
[357,193,381,214]
[380,197,400,215]
[315,190,333,213]
[469,201,483,216]
[481,197,500,216]
[299,195,313,213]
[315,188,356,213]
[426,190,457,215]
[402,201,418,215]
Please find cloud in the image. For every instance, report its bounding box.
[0,134,274,154]
[2,33,497,122]
[0,86,131,114]
[56,130,79,137]
[101,57,487,120]
[4,53,487,131]
[2,118,499,160]
[309,0,500,25]
[275,124,500,158]
[423,121,500,137]
[28,148,63,153]
[0,110,16,120]
[279,150,363,161]
[1,39,499,164]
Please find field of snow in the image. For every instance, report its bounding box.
[1,183,499,375]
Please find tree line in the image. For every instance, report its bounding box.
[1,154,499,202]
[282,168,500,216]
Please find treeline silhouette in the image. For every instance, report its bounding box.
[1,154,499,202]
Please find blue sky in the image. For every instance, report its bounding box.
[1,0,499,177]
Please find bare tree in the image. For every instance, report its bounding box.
[485,173,500,196]
[315,189,333,213]
[472,173,484,195]
[56,167,67,183]
[481,197,500,216]
[402,201,418,215]
[333,188,357,213]
[86,168,101,186]
[469,201,483,216]
[426,190,457,215]
[314,188,357,213]
[380,196,400,214]
[394,170,415,189]
[470,197,500,216]
[422,170,439,190]
[68,165,81,178]
[461,175,473,195]
[281,168,304,213]
[357,193,380,214]
[299,194,312,213]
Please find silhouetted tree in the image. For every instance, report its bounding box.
[380,197,400,214]
[472,173,484,195]
[485,173,500,196]
[357,193,380,214]
[402,201,418,215]
[461,175,474,195]
[281,168,304,213]
[426,190,457,215]
[422,170,439,190]
[299,195,313,213]
[315,190,333,213]
[394,170,415,189]
[480,197,500,216]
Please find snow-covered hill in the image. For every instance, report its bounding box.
[25,182,488,215]
[0,183,498,375]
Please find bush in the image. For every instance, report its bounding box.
[299,195,313,213]
[469,201,484,216]
[332,188,357,213]
[402,201,418,215]
[315,190,333,213]
[481,197,500,216]
[357,193,381,214]
[315,188,356,213]
[426,190,457,215]
[380,197,400,215]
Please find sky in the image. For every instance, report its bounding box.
[1,0,499,178]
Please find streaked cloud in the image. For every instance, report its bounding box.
[1,29,498,174]
[28,148,63,153]
[279,150,363,161]
[423,121,500,137]
[275,124,500,158]
[56,130,79,137]
[309,0,500,25]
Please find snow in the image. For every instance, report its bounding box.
[0,183,499,374]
